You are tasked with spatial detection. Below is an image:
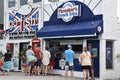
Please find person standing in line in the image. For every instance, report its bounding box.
[26,45,35,76]
[42,46,51,76]
[64,44,75,80]
[87,44,95,80]
[48,45,56,75]
[34,44,42,75]
[1,49,12,75]
[80,46,91,80]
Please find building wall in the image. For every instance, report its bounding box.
[43,0,120,79]
[0,0,4,24]
[0,0,4,54]
[101,0,120,79]
[43,0,102,21]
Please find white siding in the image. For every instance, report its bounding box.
[102,0,120,79]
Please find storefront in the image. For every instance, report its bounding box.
[37,1,103,77]
[4,1,42,71]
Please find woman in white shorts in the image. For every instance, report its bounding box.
[42,47,51,76]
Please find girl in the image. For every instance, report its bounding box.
[1,49,12,75]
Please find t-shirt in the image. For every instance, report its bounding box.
[48,48,55,61]
[88,49,94,59]
[4,52,12,61]
[64,49,74,62]
[81,51,91,66]
[26,49,34,57]
[35,47,41,59]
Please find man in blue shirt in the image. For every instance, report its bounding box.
[64,44,75,80]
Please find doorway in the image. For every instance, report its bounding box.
[19,42,29,70]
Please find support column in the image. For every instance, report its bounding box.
[100,39,106,80]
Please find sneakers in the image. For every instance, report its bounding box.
[91,78,95,80]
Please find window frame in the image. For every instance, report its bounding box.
[8,0,16,8]
[20,0,28,6]
[106,40,114,69]
[33,0,41,3]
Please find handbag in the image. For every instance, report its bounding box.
[28,55,37,63]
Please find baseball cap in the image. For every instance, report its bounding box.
[67,44,72,48]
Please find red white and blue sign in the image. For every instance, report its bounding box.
[57,2,80,22]
[9,5,39,33]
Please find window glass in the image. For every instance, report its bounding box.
[20,0,27,5]
[0,33,3,39]
[48,0,59,2]
[33,0,41,3]
[8,0,16,8]
[106,41,113,69]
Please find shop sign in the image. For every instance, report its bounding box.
[9,31,36,40]
[57,2,80,22]
[9,5,39,33]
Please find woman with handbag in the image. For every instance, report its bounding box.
[26,45,36,76]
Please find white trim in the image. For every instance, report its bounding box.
[41,33,97,39]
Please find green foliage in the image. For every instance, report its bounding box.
[0,50,3,58]
[19,49,27,60]
[116,54,120,62]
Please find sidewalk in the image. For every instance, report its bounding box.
[0,72,99,80]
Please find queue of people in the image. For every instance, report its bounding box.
[0,44,95,80]
[25,45,55,76]
[64,44,95,80]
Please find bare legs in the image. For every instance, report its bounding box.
[65,70,74,80]
[34,66,41,75]
[83,69,90,80]
[49,66,53,74]
[65,70,68,80]
[91,68,94,79]
[43,65,48,76]
[27,66,31,75]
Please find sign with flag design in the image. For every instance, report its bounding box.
[9,5,39,33]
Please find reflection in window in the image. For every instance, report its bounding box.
[20,0,27,5]
[8,0,16,8]
[33,0,41,3]
[106,41,113,69]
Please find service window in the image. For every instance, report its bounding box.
[8,0,16,8]
[20,0,27,5]
[33,0,41,3]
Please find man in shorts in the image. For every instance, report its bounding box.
[34,44,41,75]
[64,44,75,80]
[88,44,95,80]
[48,45,55,75]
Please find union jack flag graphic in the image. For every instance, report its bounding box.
[9,7,39,33]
